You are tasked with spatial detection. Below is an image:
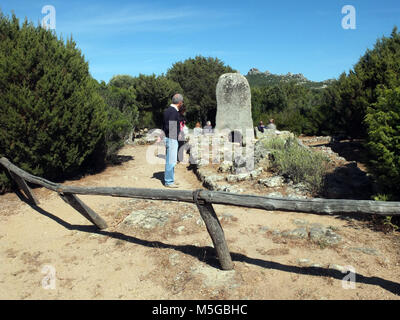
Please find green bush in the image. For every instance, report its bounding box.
[0,13,127,192]
[260,136,286,151]
[265,137,329,194]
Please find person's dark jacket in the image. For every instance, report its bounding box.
[163,106,181,140]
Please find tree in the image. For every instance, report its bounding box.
[329,26,400,138]
[166,56,235,125]
[107,74,182,128]
[132,74,183,128]
[0,13,127,192]
[96,80,137,152]
[365,87,400,196]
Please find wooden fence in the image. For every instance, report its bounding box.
[1,156,400,270]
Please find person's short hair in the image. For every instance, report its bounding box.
[206,121,211,126]
[172,93,183,104]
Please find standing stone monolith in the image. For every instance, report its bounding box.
[215,73,254,144]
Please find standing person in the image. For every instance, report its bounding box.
[177,105,187,163]
[258,121,266,133]
[203,121,213,134]
[266,118,276,130]
[162,93,184,188]
[193,122,203,136]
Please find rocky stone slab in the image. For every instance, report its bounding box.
[123,209,170,229]
[215,73,254,143]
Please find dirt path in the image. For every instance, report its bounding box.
[0,144,400,299]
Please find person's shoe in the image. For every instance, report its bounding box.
[165,183,179,188]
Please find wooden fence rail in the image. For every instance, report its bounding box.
[1,156,400,270]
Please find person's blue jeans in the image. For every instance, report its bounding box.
[164,137,178,185]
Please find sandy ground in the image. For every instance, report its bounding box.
[0,143,400,300]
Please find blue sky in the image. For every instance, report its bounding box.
[1,0,399,82]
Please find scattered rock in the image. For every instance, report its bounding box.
[197,158,210,167]
[203,175,225,190]
[272,230,281,236]
[282,227,308,239]
[181,213,194,220]
[309,225,342,245]
[226,173,251,183]
[169,253,180,266]
[270,222,342,246]
[257,157,271,170]
[196,219,205,226]
[348,247,380,256]
[122,209,170,229]
[292,219,308,226]
[328,264,345,272]
[311,263,323,268]
[298,258,312,266]
[258,176,285,188]
[303,136,332,144]
[215,185,243,193]
[176,226,185,233]
[218,161,233,173]
[266,192,284,198]
[232,154,254,173]
[259,226,270,233]
[286,193,308,200]
[291,183,310,193]
[264,248,289,256]
[250,167,263,179]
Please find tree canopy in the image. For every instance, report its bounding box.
[0,13,129,192]
[167,56,235,126]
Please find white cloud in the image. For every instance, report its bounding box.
[58,4,239,35]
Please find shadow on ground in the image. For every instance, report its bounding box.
[151,171,164,185]
[328,140,369,164]
[17,191,400,297]
[106,155,134,166]
[323,162,374,200]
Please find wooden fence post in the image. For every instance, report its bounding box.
[59,192,108,229]
[193,189,234,270]
[9,171,40,206]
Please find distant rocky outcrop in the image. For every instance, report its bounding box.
[247,68,271,76]
[245,68,335,89]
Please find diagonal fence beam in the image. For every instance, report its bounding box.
[59,192,108,229]
[9,171,40,206]
[193,189,234,270]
